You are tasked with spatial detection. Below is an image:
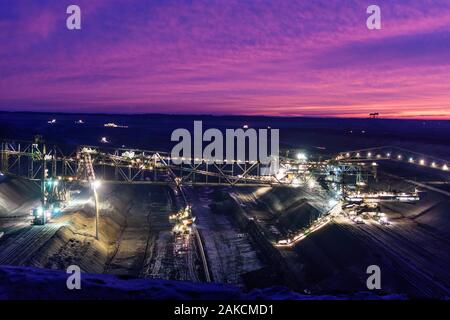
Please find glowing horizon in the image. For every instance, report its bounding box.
[1,1,450,119]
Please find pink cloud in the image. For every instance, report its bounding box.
[1,0,450,119]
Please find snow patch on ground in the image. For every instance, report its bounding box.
[0,265,405,300]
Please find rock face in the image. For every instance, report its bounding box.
[0,265,405,300]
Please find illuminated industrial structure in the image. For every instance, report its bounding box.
[1,139,446,228]
[2,139,447,192]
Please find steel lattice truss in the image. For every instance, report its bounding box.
[1,140,411,188]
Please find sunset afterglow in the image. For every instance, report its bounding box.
[1,0,450,118]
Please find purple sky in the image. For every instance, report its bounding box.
[1,0,450,118]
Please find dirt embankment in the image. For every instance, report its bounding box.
[208,188,300,290]
[29,186,136,274]
[1,179,200,281]
[0,177,40,217]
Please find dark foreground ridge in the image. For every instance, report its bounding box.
[0,265,404,300]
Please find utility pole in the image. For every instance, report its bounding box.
[93,188,99,240]
[90,180,101,240]
[39,137,47,208]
